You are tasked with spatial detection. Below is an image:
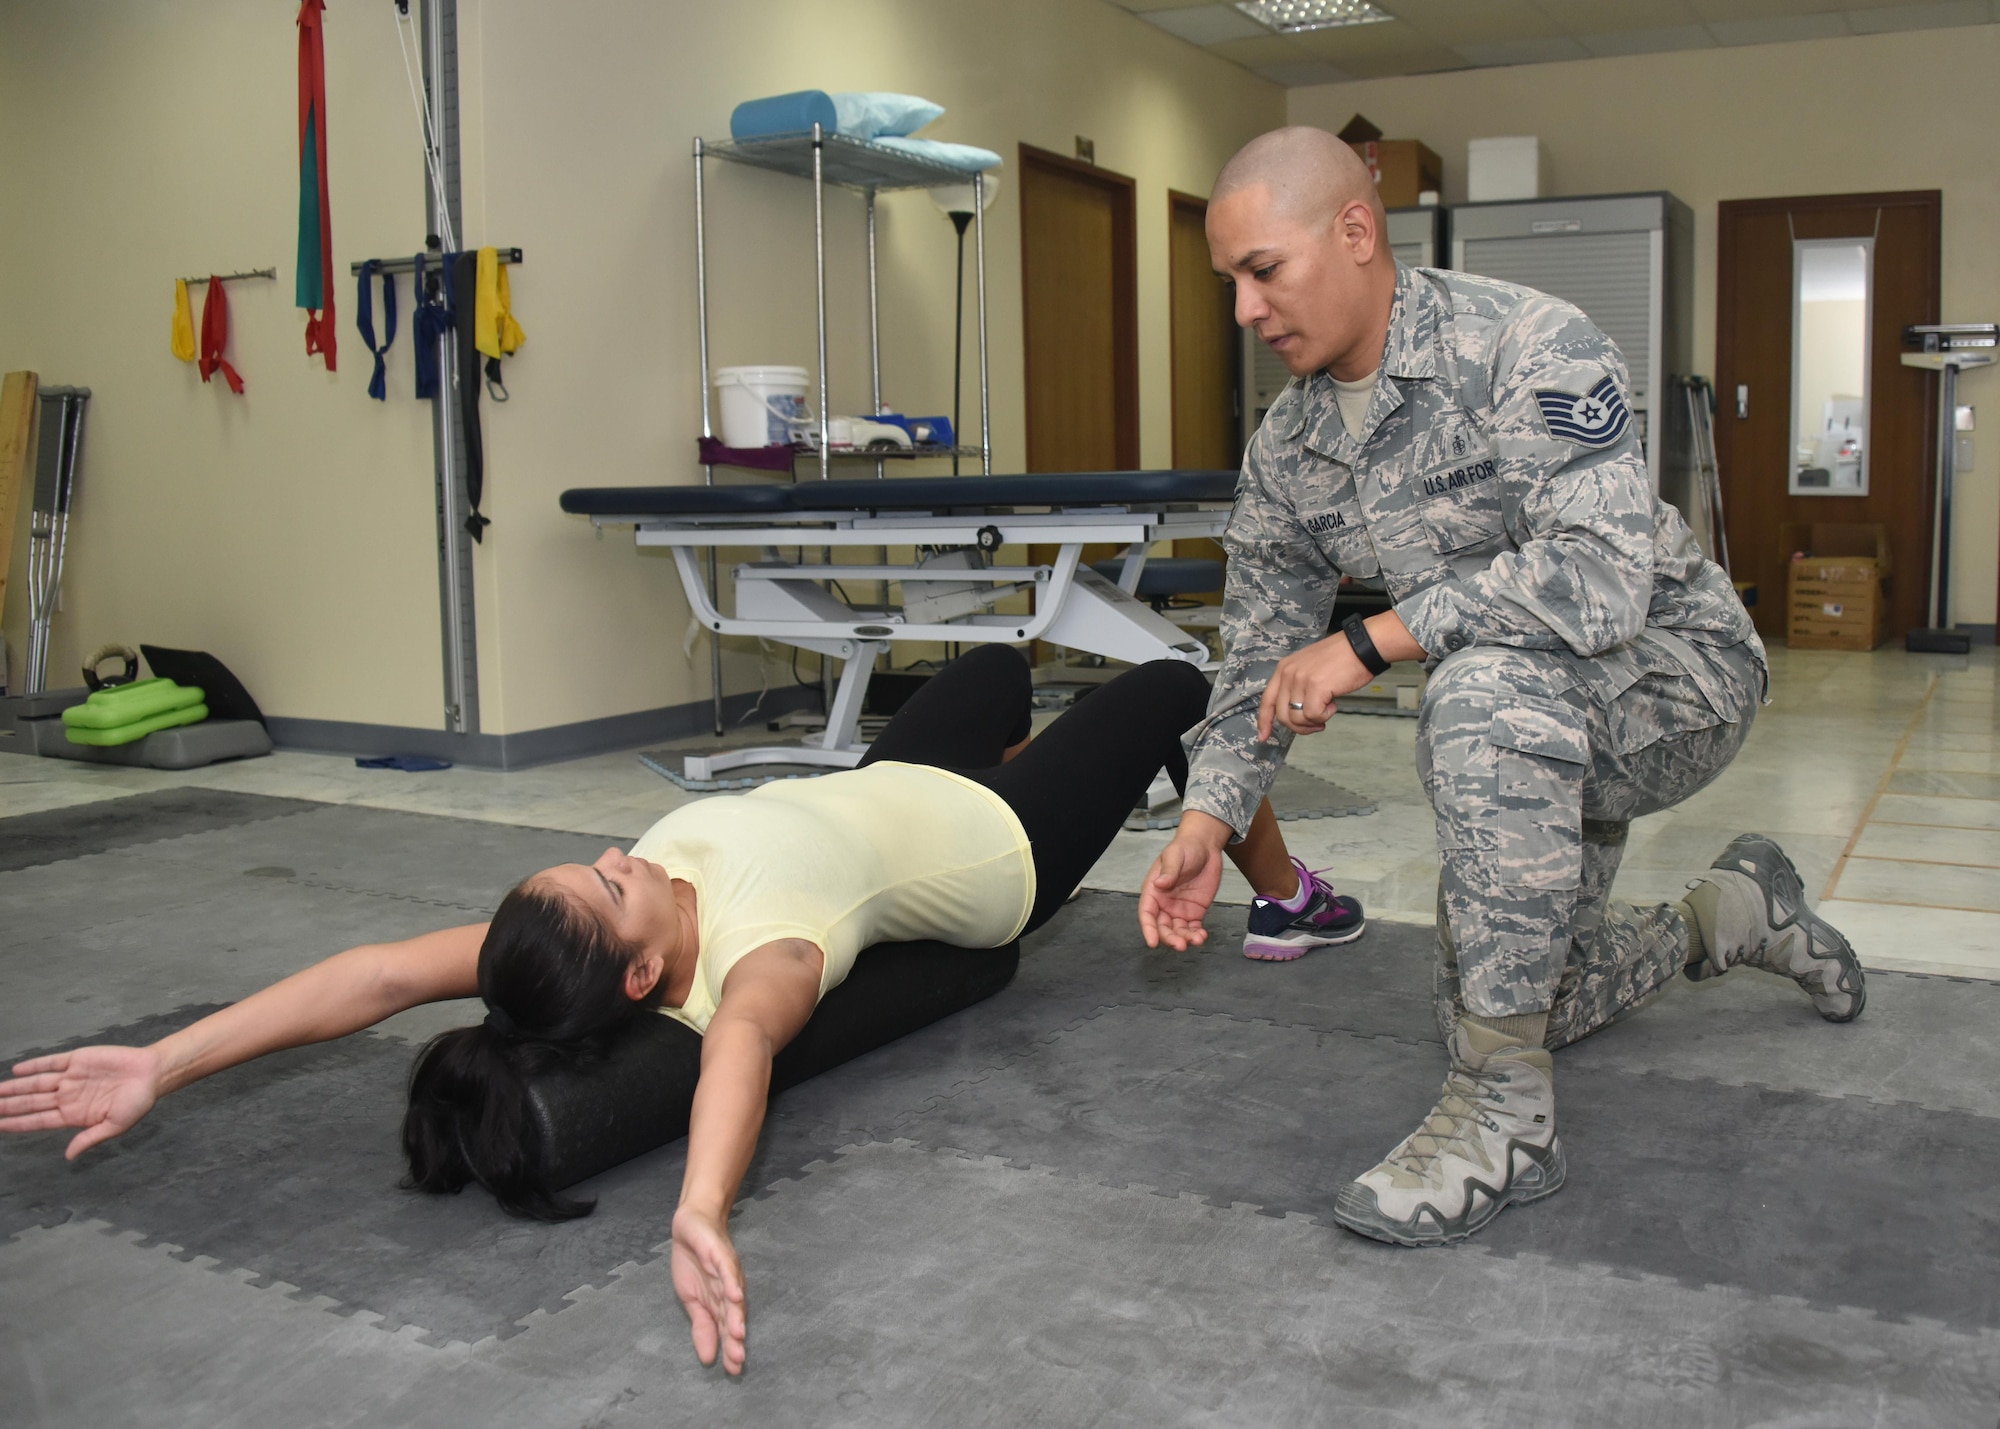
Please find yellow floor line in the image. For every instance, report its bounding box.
[1824,672,1941,902]
[1821,893,2000,917]
[1844,851,2000,872]
[1866,816,2000,832]
[1873,786,2000,801]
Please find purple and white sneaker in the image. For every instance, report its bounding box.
[1243,858,1366,961]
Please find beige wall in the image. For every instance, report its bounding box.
[0,0,1280,735]
[466,0,1282,732]
[0,0,441,726]
[1289,23,2000,625]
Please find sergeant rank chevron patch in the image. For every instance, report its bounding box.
[1534,375,1631,449]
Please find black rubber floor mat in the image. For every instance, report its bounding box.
[0,787,322,872]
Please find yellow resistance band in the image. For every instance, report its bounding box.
[170,279,197,363]
[474,247,525,361]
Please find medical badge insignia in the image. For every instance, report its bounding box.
[1534,376,1630,449]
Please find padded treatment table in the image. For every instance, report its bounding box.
[562,470,1237,782]
[529,939,1020,1190]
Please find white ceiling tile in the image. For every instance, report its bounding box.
[1452,35,1593,64]
[1577,21,1719,53]
[1142,4,1273,43]
[1250,59,1361,83]
[1845,0,1992,32]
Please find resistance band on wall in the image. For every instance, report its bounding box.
[454,252,490,541]
[170,281,197,364]
[355,261,397,401]
[198,277,245,395]
[412,250,452,401]
[474,246,524,401]
[296,0,337,370]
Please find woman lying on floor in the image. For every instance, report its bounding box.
[0,645,1355,1376]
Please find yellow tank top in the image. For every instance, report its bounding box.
[629,762,1035,1034]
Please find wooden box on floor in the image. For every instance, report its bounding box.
[1782,521,1891,651]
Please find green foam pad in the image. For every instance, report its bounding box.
[63,702,209,747]
[62,679,206,730]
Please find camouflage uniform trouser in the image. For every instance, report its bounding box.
[1420,639,1761,1051]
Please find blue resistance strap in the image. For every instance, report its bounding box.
[412,250,457,402]
[354,260,398,402]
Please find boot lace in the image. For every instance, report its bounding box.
[1386,1065,1501,1176]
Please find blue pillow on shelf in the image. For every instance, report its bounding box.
[729,90,838,141]
[830,92,945,140]
[873,136,1002,173]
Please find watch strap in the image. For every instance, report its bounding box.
[1342,613,1391,677]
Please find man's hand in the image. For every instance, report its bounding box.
[672,1203,749,1375]
[1257,612,1427,741]
[1140,811,1233,951]
[0,1045,165,1159]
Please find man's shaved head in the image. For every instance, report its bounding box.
[1212,126,1385,233]
[1206,126,1398,382]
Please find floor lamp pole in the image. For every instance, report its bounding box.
[950,211,972,477]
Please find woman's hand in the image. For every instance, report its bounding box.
[1140,811,1230,951]
[672,1203,748,1375]
[0,1045,166,1158]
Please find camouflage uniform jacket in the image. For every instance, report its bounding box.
[1184,264,1765,838]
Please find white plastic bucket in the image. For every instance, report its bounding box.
[714,365,810,448]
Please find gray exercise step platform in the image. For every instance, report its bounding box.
[15,713,272,769]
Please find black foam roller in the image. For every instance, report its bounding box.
[528,939,1020,1191]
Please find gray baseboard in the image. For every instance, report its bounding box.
[1960,624,1996,646]
[265,685,820,772]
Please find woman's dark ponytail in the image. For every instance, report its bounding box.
[402,879,657,1220]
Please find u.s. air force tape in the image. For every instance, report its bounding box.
[1534,375,1631,449]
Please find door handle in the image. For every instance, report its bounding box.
[1736,384,1748,420]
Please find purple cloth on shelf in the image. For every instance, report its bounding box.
[698,436,800,474]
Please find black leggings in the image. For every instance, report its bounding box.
[858,645,1211,933]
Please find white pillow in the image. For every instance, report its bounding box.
[831,92,944,140]
[872,136,1002,173]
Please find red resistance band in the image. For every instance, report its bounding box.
[199,277,245,395]
[297,0,336,369]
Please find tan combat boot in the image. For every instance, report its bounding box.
[1332,1019,1564,1246]
[1682,833,1866,1022]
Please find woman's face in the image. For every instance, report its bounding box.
[536,848,683,997]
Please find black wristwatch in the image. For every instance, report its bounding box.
[1342,612,1391,677]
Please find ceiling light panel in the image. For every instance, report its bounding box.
[1235,0,1397,33]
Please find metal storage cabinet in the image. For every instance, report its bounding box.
[1242,206,1450,449]
[1449,192,1693,497]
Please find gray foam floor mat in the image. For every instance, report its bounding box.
[3,790,1999,1425]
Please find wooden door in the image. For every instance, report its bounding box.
[1715,192,1941,639]
[1019,144,1138,472]
[1168,190,1238,597]
[1169,191,1240,471]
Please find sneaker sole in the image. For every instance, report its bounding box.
[1329,1140,1567,1247]
[1717,835,1867,1023]
[1243,920,1366,961]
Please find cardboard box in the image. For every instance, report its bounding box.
[1783,521,1891,650]
[1348,139,1443,209]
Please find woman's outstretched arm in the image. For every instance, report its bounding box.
[669,939,823,1378]
[0,922,487,1158]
